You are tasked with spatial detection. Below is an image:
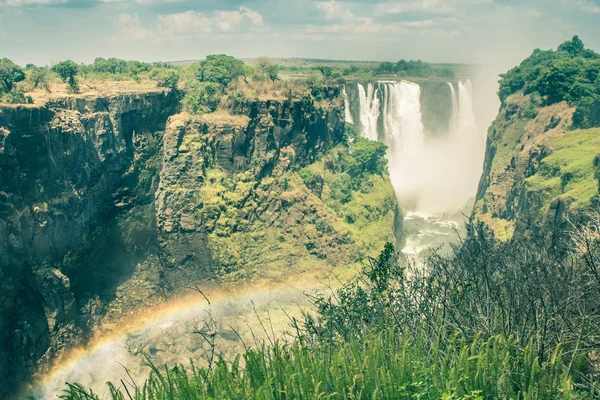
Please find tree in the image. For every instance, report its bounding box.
[558,35,585,57]
[254,57,279,82]
[182,82,223,114]
[91,57,128,74]
[376,62,394,75]
[157,71,179,90]
[198,54,246,86]
[0,58,25,93]
[27,66,50,91]
[266,63,279,82]
[318,66,333,79]
[346,137,388,177]
[52,60,80,93]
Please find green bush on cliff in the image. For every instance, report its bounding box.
[0,58,25,93]
[52,60,80,93]
[498,36,600,128]
[182,81,223,114]
[197,54,250,87]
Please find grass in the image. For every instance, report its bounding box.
[525,128,600,214]
[58,328,586,400]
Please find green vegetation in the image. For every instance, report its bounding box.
[0,57,30,103]
[0,58,25,92]
[52,60,80,93]
[26,65,51,91]
[498,36,600,128]
[375,59,454,78]
[156,71,180,90]
[59,223,600,398]
[197,54,249,86]
[525,128,600,213]
[200,125,398,283]
[182,81,223,114]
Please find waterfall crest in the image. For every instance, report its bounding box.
[357,83,380,141]
[448,82,459,137]
[342,85,354,124]
[353,80,482,215]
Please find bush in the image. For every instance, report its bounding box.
[345,137,388,177]
[182,81,223,114]
[26,66,50,92]
[52,60,80,93]
[0,58,25,93]
[198,54,247,87]
[156,71,180,90]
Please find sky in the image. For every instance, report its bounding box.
[1,0,600,69]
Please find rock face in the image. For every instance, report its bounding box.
[473,93,600,241]
[0,91,180,397]
[0,92,402,396]
[157,98,344,281]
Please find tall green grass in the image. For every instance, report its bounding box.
[60,328,588,400]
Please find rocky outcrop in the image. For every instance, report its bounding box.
[155,97,399,285]
[473,94,600,241]
[0,91,179,397]
[0,91,402,397]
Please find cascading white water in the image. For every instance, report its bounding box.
[352,79,485,259]
[342,85,354,124]
[354,79,481,215]
[457,80,477,144]
[357,83,380,141]
[381,81,426,204]
[447,82,459,138]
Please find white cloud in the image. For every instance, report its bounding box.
[157,11,212,35]
[2,0,68,5]
[119,13,154,40]
[578,0,600,12]
[375,0,457,15]
[316,0,355,21]
[119,6,264,41]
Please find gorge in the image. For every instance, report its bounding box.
[2,35,600,398]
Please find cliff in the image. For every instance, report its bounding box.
[0,90,401,397]
[473,93,600,241]
[0,91,180,396]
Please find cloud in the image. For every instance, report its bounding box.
[213,6,263,31]
[157,11,212,35]
[375,0,458,15]
[2,0,69,5]
[316,0,355,21]
[576,0,600,13]
[119,6,264,41]
[119,13,154,40]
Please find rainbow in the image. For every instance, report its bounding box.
[27,282,314,399]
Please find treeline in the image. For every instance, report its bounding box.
[284,59,456,79]
[0,56,179,102]
[499,35,600,129]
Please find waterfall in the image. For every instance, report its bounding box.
[447,82,459,137]
[380,81,425,206]
[352,79,483,215]
[457,79,477,141]
[357,83,380,141]
[342,85,354,124]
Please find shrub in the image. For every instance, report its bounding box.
[182,81,223,114]
[0,58,25,93]
[156,71,180,90]
[52,60,80,93]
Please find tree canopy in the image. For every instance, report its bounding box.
[498,36,600,128]
[197,54,247,86]
[52,60,80,93]
[0,58,25,93]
